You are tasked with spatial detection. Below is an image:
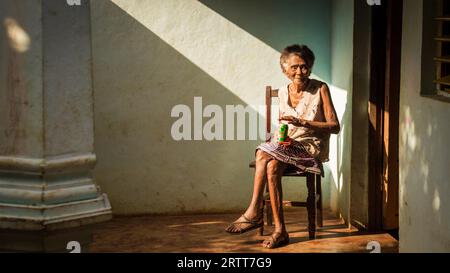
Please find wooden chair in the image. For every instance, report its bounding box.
[249,86,323,239]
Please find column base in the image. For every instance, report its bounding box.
[0,154,112,231]
[0,193,112,231]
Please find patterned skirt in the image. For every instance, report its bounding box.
[256,140,323,176]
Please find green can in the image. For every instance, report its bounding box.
[278,124,288,142]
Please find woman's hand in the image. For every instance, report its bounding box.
[279,137,292,147]
[279,116,309,127]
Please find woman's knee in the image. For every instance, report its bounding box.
[266,160,281,178]
[256,149,270,162]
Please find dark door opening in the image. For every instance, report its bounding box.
[368,0,402,237]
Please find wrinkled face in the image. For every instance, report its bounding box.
[282,54,311,84]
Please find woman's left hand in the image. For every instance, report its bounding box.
[279,116,309,127]
[279,137,292,147]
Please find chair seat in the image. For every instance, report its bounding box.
[249,160,308,177]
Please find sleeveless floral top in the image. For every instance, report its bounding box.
[277,79,330,162]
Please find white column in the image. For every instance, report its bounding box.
[0,0,112,231]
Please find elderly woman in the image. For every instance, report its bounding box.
[225,44,340,249]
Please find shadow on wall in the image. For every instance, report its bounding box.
[400,104,450,251]
[199,0,331,82]
[92,0,271,215]
[91,0,340,216]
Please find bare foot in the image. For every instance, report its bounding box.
[262,231,289,248]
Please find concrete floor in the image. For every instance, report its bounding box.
[89,208,398,253]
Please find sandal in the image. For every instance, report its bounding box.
[225,214,263,235]
[262,232,290,249]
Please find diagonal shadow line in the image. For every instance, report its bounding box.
[198,0,332,83]
[91,0,279,215]
[91,0,352,232]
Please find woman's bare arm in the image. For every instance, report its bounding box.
[280,83,340,134]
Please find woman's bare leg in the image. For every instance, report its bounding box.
[225,149,272,233]
[263,159,288,247]
[246,150,272,217]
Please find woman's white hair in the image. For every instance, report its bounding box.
[279,44,315,72]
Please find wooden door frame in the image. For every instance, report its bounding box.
[368,0,402,231]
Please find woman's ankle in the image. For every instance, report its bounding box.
[273,227,287,235]
[244,209,262,220]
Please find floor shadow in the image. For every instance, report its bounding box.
[89,210,398,253]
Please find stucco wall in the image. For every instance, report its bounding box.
[90,0,349,215]
[0,0,43,158]
[399,0,450,252]
[329,0,353,223]
[0,0,94,158]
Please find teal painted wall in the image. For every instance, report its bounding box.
[90,0,343,215]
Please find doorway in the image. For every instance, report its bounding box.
[351,0,402,236]
[368,0,402,234]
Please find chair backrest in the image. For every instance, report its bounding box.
[265,86,279,142]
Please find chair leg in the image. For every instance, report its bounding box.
[306,173,316,239]
[258,200,264,236]
[266,200,273,226]
[264,184,273,226]
[316,174,323,228]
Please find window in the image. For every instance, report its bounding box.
[434,0,450,97]
[422,0,450,102]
